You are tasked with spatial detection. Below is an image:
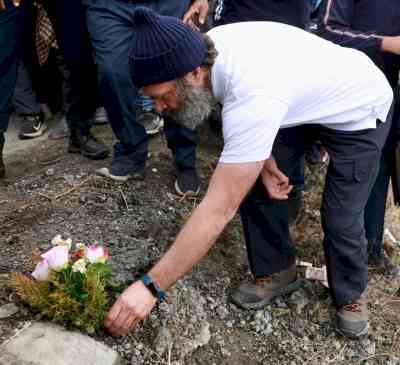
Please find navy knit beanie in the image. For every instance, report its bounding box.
[129,7,208,88]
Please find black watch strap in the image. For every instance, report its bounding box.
[140,274,166,302]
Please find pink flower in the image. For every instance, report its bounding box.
[85,245,109,264]
[41,245,69,270]
[32,259,51,281]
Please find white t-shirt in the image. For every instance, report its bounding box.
[207,22,393,164]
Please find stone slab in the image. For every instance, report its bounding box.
[0,322,120,365]
[0,303,19,319]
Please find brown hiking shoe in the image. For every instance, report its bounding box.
[336,293,369,339]
[231,265,301,310]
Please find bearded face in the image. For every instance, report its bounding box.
[164,79,215,130]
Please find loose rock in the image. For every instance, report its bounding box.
[0,304,19,319]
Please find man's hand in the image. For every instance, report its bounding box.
[183,0,209,31]
[104,280,157,336]
[382,36,400,55]
[104,161,265,337]
[261,157,293,199]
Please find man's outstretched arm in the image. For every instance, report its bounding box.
[105,160,265,336]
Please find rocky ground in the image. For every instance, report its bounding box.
[0,119,400,365]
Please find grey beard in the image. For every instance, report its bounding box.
[165,81,214,130]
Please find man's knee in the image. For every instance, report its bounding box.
[321,206,364,245]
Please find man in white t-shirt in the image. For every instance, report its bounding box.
[103,8,393,339]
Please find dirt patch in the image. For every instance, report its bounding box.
[0,126,399,364]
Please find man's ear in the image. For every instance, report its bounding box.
[184,67,204,84]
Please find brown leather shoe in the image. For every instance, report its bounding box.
[336,292,369,339]
[231,265,301,310]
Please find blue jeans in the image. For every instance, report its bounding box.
[0,0,23,145]
[86,0,198,170]
[13,60,42,115]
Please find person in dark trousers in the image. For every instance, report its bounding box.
[41,0,109,160]
[316,0,400,266]
[86,0,209,196]
[103,8,392,339]
[13,60,48,139]
[0,0,22,178]
[0,0,109,179]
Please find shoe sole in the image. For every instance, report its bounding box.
[174,180,200,197]
[335,322,369,339]
[19,126,47,139]
[146,128,162,135]
[96,167,145,182]
[231,279,303,310]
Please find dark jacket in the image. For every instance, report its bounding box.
[219,0,310,30]
[316,0,400,86]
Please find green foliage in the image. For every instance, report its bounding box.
[10,263,113,334]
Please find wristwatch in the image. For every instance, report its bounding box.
[140,274,166,302]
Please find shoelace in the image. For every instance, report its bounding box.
[341,303,362,312]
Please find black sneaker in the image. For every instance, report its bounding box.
[68,131,109,160]
[0,141,5,178]
[175,168,200,196]
[48,114,69,140]
[18,113,47,139]
[137,110,163,135]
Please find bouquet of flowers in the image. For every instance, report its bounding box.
[10,235,113,333]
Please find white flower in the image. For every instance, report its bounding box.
[65,238,72,249]
[85,245,108,264]
[75,242,87,252]
[72,258,87,274]
[41,245,69,270]
[51,234,72,249]
[31,259,51,281]
[51,234,62,246]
